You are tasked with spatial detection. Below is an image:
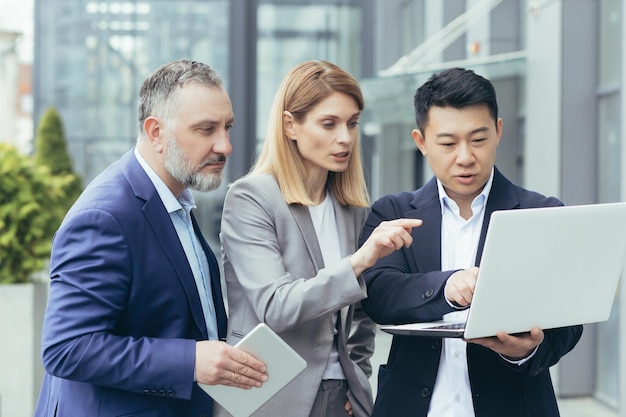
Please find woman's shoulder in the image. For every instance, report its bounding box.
[231,172,277,187]
[226,173,282,202]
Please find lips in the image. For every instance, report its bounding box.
[455,173,476,184]
[333,151,350,158]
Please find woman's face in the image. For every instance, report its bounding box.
[287,92,361,180]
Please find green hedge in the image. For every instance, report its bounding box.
[0,144,69,283]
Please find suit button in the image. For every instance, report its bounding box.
[159,390,166,396]
[151,389,158,395]
[421,387,431,397]
[167,389,176,397]
[431,341,440,350]
[143,389,150,394]
[422,288,434,299]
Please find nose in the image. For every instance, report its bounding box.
[456,142,474,165]
[336,126,354,145]
[214,128,233,157]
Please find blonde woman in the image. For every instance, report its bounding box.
[215,60,421,417]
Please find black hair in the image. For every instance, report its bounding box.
[413,67,498,132]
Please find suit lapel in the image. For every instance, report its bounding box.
[124,151,209,339]
[406,178,444,273]
[475,168,521,265]
[191,212,227,340]
[332,197,355,330]
[288,204,325,271]
[289,197,352,330]
[407,171,521,270]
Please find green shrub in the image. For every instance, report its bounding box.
[34,106,83,212]
[0,144,68,283]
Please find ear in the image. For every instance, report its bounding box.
[144,116,165,153]
[495,117,503,146]
[412,129,427,156]
[283,111,297,140]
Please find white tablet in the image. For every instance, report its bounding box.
[198,323,307,417]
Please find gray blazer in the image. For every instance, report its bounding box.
[215,173,375,417]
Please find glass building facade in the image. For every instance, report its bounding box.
[34,0,230,183]
[32,0,626,415]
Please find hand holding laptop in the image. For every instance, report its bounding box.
[466,326,545,360]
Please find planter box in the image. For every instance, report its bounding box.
[0,281,47,417]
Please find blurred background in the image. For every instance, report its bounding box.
[0,0,624,416]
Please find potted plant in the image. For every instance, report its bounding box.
[0,107,82,417]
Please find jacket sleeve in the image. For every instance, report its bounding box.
[41,208,197,399]
[346,301,377,377]
[500,325,583,376]
[360,197,457,325]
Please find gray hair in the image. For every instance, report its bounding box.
[137,60,224,138]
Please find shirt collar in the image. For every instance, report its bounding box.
[437,167,495,214]
[133,147,196,215]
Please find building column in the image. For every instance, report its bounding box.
[228,0,258,181]
[525,0,600,399]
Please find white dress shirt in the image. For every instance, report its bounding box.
[309,191,346,380]
[427,169,494,417]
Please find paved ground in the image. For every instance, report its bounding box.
[368,329,619,417]
[558,397,618,417]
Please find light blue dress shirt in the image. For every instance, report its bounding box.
[134,148,219,340]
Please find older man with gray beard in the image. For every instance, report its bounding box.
[35,60,267,417]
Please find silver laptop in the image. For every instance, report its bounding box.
[199,323,307,417]
[381,202,626,339]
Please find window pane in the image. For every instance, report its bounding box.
[597,93,621,203]
[256,2,361,148]
[38,0,229,182]
[599,0,622,86]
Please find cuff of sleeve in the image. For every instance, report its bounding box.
[500,345,539,366]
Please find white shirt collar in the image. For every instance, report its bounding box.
[133,147,195,215]
[437,168,495,215]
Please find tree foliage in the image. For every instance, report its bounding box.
[0,144,68,283]
[34,106,83,211]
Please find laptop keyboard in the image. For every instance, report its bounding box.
[429,322,465,330]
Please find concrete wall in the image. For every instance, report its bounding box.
[0,282,47,417]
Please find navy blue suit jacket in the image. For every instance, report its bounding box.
[360,168,582,417]
[35,150,227,417]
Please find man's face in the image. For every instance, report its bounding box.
[413,104,501,206]
[163,85,234,193]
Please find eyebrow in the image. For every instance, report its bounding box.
[316,111,361,119]
[436,126,490,139]
[190,116,235,128]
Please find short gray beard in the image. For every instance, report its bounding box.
[164,136,223,192]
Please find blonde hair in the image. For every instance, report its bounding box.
[250,60,369,207]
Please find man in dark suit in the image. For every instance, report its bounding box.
[34,60,267,417]
[360,68,582,417]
